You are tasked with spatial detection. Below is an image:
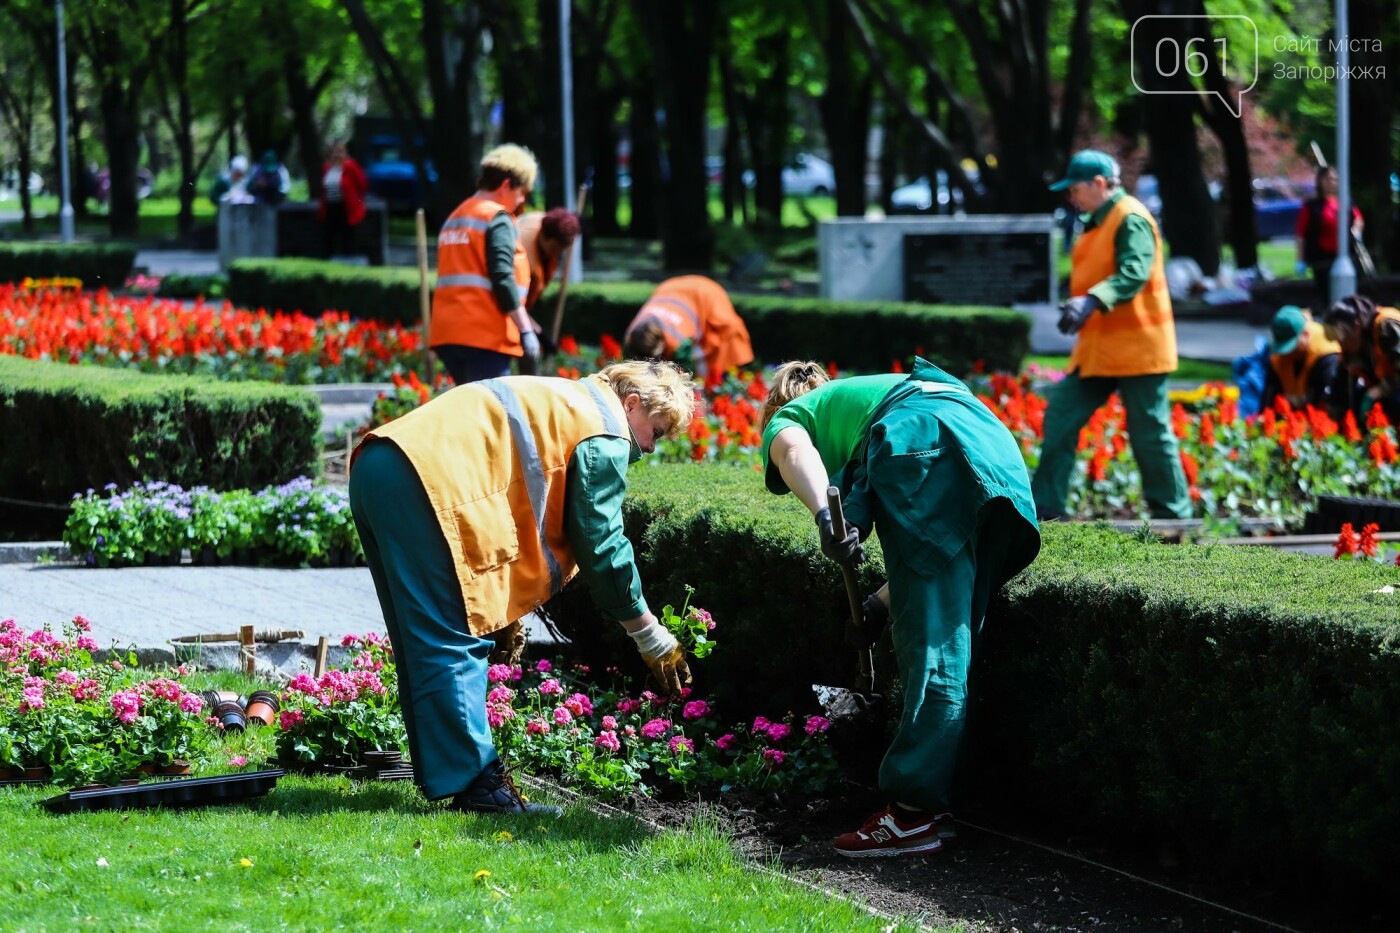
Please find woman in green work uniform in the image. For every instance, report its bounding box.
[761,357,1041,858]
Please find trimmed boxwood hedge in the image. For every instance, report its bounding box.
[228,258,422,326]
[225,258,1029,373]
[546,463,1400,896]
[0,242,136,287]
[0,355,321,506]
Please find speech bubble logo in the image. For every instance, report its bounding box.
[1130,15,1258,118]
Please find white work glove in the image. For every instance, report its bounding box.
[627,622,692,697]
[520,330,541,362]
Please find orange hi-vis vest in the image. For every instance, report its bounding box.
[1270,320,1340,399]
[1067,194,1177,377]
[358,375,629,637]
[515,211,560,312]
[1371,306,1400,384]
[430,196,531,355]
[624,275,754,385]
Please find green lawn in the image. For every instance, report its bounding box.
[1026,353,1233,383]
[0,777,917,931]
[4,196,218,241]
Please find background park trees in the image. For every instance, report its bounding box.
[0,0,1394,275]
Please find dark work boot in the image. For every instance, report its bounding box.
[448,760,563,817]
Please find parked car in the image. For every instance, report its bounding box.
[889,166,985,214]
[361,135,438,211]
[0,169,45,200]
[736,152,837,197]
[1252,177,1304,240]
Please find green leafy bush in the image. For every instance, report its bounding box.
[546,463,1400,894]
[0,242,136,287]
[224,259,1029,373]
[0,356,320,508]
[227,258,422,326]
[156,272,227,300]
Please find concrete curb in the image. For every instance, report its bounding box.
[0,541,72,565]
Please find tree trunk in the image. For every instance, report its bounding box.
[741,31,789,229]
[589,97,622,236]
[627,73,661,238]
[422,0,487,221]
[640,0,716,269]
[715,39,745,225]
[1125,1,1221,274]
[1350,0,1396,273]
[100,81,143,238]
[16,138,35,234]
[284,53,324,201]
[816,5,872,217]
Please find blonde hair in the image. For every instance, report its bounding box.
[761,360,830,429]
[623,320,668,361]
[597,359,697,437]
[479,144,538,192]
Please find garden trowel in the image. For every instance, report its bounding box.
[812,486,884,726]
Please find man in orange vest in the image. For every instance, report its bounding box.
[349,361,697,815]
[430,144,542,384]
[1032,150,1191,521]
[1323,295,1400,422]
[1261,305,1344,415]
[623,275,754,388]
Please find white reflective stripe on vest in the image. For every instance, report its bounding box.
[436,273,494,290]
[440,216,493,232]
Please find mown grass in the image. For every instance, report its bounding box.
[1024,353,1233,383]
[0,776,920,932]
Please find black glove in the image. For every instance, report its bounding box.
[816,507,864,568]
[859,590,890,647]
[538,330,558,359]
[1057,294,1105,335]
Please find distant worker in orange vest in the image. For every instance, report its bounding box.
[1261,305,1344,416]
[623,275,754,387]
[1032,150,1191,521]
[430,144,541,384]
[349,360,697,815]
[1323,294,1400,423]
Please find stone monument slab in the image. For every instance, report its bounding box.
[819,215,1056,306]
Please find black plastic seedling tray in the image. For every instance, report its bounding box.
[42,769,286,814]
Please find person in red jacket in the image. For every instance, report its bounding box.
[320,141,369,259]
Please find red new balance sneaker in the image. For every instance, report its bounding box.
[833,805,944,858]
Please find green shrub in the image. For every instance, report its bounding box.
[0,242,137,287]
[227,258,422,326]
[0,355,320,506]
[224,260,1028,373]
[547,283,1029,374]
[546,463,1400,895]
[157,271,227,300]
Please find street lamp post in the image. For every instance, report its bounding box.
[1329,0,1356,305]
[559,0,581,280]
[56,0,75,243]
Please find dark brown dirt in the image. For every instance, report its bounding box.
[617,787,1384,933]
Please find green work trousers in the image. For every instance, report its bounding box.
[1031,371,1191,520]
[876,514,1012,813]
[349,439,498,801]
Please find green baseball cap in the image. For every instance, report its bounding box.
[1270,305,1308,354]
[1048,150,1120,191]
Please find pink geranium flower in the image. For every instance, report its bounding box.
[669,736,694,755]
[762,748,786,766]
[752,716,771,733]
[279,709,304,730]
[537,678,564,696]
[681,700,710,721]
[595,730,621,752]
[564,693,593,717]
[714,733,736,751]
[804,715,832,735]
[111,690,143,724]
[552,706,574,725]
[640,718,670,740]
[526,718,550,735]
[486,664,514,684]
[535,659,553,673]
[601,715,618,731]
[765,723,792,743]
